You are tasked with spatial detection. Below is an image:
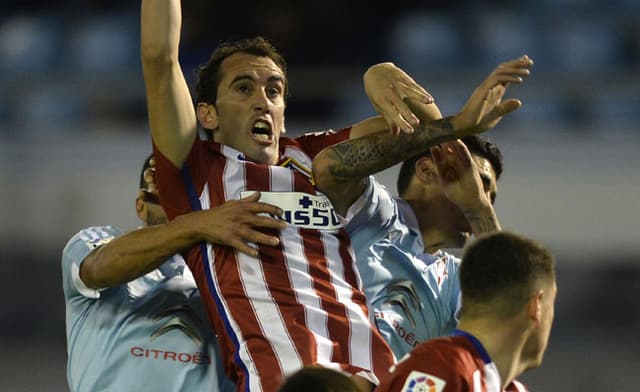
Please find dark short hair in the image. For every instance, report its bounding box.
[195,36,288,105]
[278,366,361,392]
[396,135,503,197]
[139,153,154,189]
[459,231,555,318]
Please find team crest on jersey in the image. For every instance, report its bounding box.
[401,371,446,392]
[279,156,314,184]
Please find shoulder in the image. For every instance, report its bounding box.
[385,337,474,391]
[405,336,478,374]
[62,226,124,298]
[62,226,123,262]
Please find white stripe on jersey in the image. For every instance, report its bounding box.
[484,362,502,392]
[473,369,482,391]
[472,362,503,392]
[237,250,303,370]
[281,229,333,363]
[202,181,263,389]
[205,242,262,392]
[268,163,333,364]
[321,231,373,371]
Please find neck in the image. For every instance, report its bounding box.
[406,198,466,253]
[456,318,530,389]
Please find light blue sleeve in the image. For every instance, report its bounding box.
[61,225,123,302]
[344,176,398,253]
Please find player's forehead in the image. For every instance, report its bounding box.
[218,52,285,86]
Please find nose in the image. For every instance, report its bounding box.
[252,89,271,114]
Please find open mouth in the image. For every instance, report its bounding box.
[251,120,273,144]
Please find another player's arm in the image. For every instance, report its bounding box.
[141,0,197,168]
[318,63,442,215]
[430,141,501,235]
[80,194,287,289]
[313,55,532,216]
[314,117,458,215]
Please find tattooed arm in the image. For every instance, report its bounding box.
[314,116,459,215]
[313,55,533,215]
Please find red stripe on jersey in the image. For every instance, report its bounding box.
[154,132,395,391]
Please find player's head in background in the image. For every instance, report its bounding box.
[278,366,363,392]
[136,154,167,226]
[194,37,288,165]
[459,231,557,371]
[396,135,503,249]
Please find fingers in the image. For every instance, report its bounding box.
[484,55,533,87]
[240,191,261,202]
[374,86,419,135]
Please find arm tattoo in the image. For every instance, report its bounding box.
[327,116,457,179]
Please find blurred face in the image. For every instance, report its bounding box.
[448,154,499,237]
[138,188,168,226]
[523,280,557,369]
[210,52,286,165]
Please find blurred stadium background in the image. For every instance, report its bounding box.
[1,1,639,390]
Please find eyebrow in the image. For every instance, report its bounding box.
[229,74,285,86]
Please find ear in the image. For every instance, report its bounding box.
[527,289,544,324]
[413,157,438,186]
[135,191,146,222]
[197,102,219,130]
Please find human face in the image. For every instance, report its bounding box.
[139,189,168,226]
[451,154,499,234]
[212,52,286,165]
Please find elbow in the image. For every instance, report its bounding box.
[140,36,178,69]
[312,151,339,195]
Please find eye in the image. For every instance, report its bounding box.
[236,84,251,94]
[266,86,282,99]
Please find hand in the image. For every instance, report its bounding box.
[430,141,489,211]
[192,192,287,257]
[451,55,533,137]
[363,62,435,135]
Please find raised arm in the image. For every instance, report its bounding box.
[141,0,197,167]
[313,55,532,215]
[80,193,287,289]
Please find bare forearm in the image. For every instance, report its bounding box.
[81,215,200,289]
[320,116,457,181]
[462,205,502,236]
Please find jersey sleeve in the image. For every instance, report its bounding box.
[61,226,123,301]
[294,127,351,158]
[344,176,398,253]
[153,139,208,221]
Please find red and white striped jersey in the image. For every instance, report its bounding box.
[377,330,529,392]
[154,129,395,392]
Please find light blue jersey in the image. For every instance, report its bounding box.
[62,226,234,392]
[345,178,461,360]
